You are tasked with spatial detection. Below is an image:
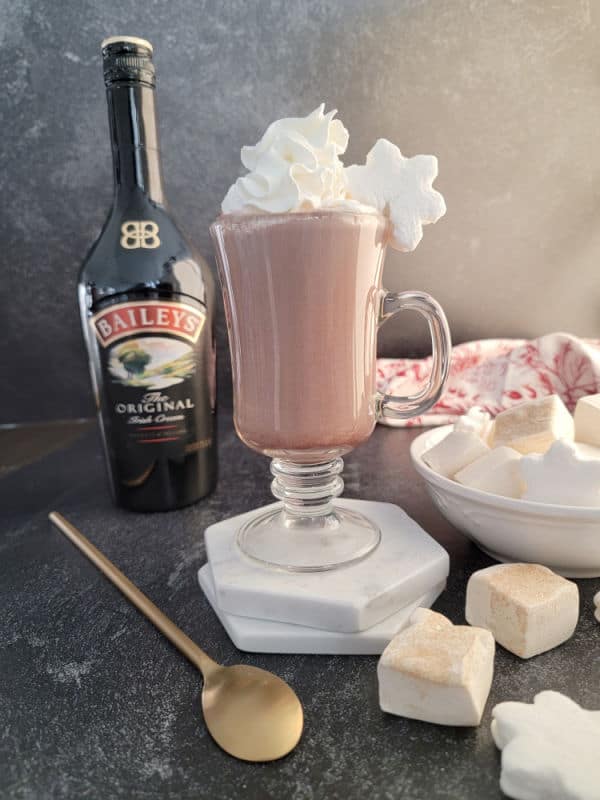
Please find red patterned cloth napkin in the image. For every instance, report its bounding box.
[377,333,600,427]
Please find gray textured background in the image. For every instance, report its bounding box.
[2,0,600,423]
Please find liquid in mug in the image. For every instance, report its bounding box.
[212,210,388,461]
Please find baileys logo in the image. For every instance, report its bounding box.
[92,301,205,347]
[120,220,161,249]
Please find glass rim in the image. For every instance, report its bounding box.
[210,207,388,228]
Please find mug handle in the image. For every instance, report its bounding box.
[376,289,452,423]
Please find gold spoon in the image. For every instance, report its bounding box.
[48,511,304,762]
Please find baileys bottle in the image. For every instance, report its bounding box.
[78,36,217,511]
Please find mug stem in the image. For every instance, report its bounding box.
[235,457,381,572]
[270,458,344,517]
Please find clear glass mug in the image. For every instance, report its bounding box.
[210,210,451,572]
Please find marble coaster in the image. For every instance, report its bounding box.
[205,499,449,634]
[198,564,446,654]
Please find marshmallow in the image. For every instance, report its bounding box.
[574,393,600,448]
[492,394,574,455]
[594,591,600,624]
[455,446,522,498]
[465,563,579,658]
[377,608,494,726]
[454,406,494,444]
[492,691,600,800]
[520,439,600,506]
[345,139,446,252]
[422,430,489,479]
[574,441,600,460]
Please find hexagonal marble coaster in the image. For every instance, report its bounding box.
[198,564,446,654]
[204,499,449,634]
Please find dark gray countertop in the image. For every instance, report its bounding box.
[2,414,599,800]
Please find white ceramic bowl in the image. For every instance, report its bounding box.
[410,425,600,578]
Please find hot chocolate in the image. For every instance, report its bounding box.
[212,210,388,460]
[210,104,450,571]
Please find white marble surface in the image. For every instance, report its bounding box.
[205,499,450,633]
[198,564,445,654]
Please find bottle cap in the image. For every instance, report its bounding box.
[101,36,155,87]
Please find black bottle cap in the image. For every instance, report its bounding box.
[101,36,155,87]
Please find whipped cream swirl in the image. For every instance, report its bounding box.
[222,105,350,214]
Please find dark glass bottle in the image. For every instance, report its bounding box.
[78,36,217,511]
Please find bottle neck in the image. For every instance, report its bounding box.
[106,83,165,205]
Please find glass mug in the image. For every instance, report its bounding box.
[210,210,451,572]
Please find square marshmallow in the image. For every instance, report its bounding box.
[454,407,494,444]
[422,430,489,479]
[378,608,495,726]
[455,446,522,498]
[574,441,600,460]
[492,395,574,455]
[465,563,579,659]
[574,393,600,448]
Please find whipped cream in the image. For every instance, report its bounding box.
[221,104,446,251]
[222,105,349,214]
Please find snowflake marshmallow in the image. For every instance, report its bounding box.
[520,439,600,506]
[345,138,446,252]
[492,691,600,800]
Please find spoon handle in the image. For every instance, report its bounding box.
[49,511,219,678]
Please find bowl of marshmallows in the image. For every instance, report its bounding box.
[410,394,600,577]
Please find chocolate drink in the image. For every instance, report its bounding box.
[211,210,389,461]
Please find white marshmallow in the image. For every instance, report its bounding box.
[377,608,494,726]
[422,430,489,479]
[455,446,522,499]
[454,406,494,444]
[594,591,600,624]
[520,439,600,506]
[492,691,600,800]
[465,563,579,659]
[345,139,446,252]
[574,393,600,448]
[492,394,574,454]
[574,441,600,460]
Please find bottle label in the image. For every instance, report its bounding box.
[90,299,212,451]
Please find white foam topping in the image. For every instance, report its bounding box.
[222,105,350,215]
[221,104,446,252]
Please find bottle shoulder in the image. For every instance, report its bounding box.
[79,195,215,308]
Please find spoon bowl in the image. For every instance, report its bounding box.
[202,664,303,761]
